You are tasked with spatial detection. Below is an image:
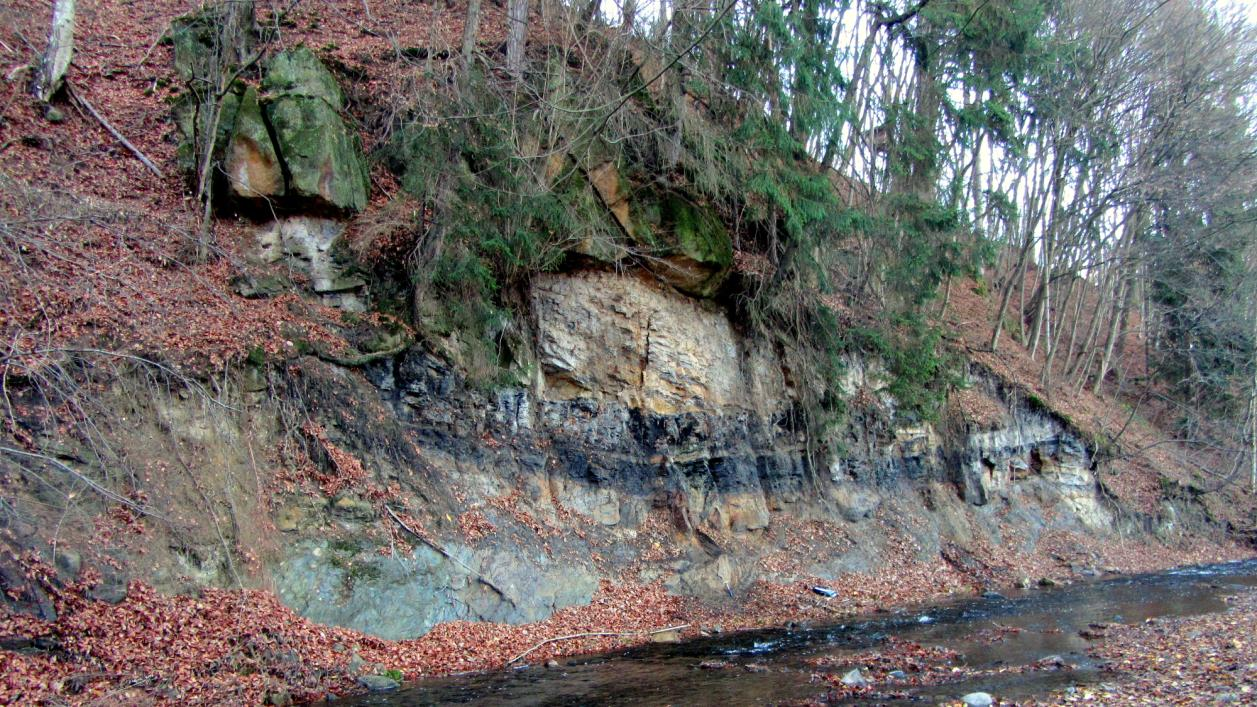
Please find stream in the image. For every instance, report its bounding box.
[340,559,1257,705]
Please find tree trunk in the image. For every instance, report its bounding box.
[1093,276,1130,396]
[1040,273,1078,388]
[989,240,1030,351]
[193,0,257,262]
[622,0,637,30]
[461,0,483,77]
[1060,266,1088,377]
[1067,265,1111,381]
[506,0,531,78]
[32,0,75,103]
[1029,139,1070,360]
[1250,303,1257,493]
[219,0,256,68]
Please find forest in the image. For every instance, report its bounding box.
[0,0,1255,704]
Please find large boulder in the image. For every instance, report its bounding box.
[169,5,256,81]
[635,191,733,298]
[172,86,243,180]
[263,46,346,104]
[577,152,732,295]
[169,8,260,180]
[262,47,369,212]
[581,158,733,297]
[223,86,284,200]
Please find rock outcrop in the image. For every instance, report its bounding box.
[953,389,1110,530]
[171,38,369,213]
[224,85,284,200]
[254,216,366,310]
[262,47,370,213]
[252,269,1122,639]
[45,262,1141,642]
[531,270,782,415]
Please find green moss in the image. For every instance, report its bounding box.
[172,85,243,178]
[326,538,382,594]
[169,11,215,82]
[558,166,627,264]
[1024,391,1048,411]
[328,538,362,555]
[266,95,369,212]
[627,190,734,297]
[262,46,345,108]
[660,193,733,268]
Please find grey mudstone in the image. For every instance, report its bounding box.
[231,273,290,299]
[831,483,881,522]
[88,580,128,605]
[961,692,994,707]
[357,675,400,692]
[273,539,598,640]
[54,550,81,579]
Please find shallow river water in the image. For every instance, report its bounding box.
[340,559,1257,706]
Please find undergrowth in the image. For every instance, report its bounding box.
[358,46,982,429]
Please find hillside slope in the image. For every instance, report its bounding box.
[0,1,1252,704]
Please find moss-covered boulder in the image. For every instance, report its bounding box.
[172,86,243,180]
[262,47,369,212]
[224,86,284,200]
[169,11,216,83]
[263,47,347,105]
[634,191,733,298]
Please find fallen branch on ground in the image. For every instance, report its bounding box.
[66,83,164,179]
[383,504,514,604]
[507,624,691,665]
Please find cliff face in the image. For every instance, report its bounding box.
[250,264,1121,639]
[0,29,1204,648]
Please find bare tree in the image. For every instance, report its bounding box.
[506,0,531,78]
[461,0,483,78]
[187,1,259,261]
[31,0,76,104]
